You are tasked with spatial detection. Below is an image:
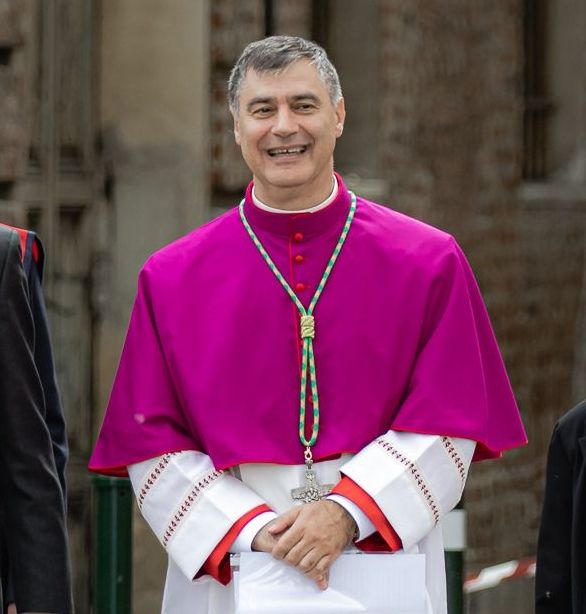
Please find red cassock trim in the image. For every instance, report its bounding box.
[332,476,403,552]
[198,504,272,585]
[31,237,40,263]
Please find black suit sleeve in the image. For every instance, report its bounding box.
[0,229,72,613]
[27,240,68,497]
[535,423,573,613]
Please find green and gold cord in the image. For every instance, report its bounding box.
[239,192,357,450]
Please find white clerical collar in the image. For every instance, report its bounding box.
[252,176,338,214]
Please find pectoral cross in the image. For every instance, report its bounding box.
[290,447,334,503]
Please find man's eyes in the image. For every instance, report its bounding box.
[251,106,274,117]
[294,103,316,112]
[250,103,316,116]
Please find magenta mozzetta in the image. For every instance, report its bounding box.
[89,174,526,476]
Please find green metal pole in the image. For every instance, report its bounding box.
[92,475,133,613]
[444,500,465,614]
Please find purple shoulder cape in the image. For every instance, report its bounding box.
[89,175,527,476]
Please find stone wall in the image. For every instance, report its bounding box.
[0,0,30,182]
[97,2,212,611]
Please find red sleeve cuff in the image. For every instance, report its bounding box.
[332,476,402,552]
[199,504,272,585]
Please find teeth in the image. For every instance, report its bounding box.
[268,146,307,156]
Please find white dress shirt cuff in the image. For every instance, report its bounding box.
[229,510,279,553]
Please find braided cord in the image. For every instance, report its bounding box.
[239,192,357,448]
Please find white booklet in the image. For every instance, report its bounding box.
[232,551,427,613]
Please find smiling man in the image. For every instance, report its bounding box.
[89,36,527,614]
[233,55,344,209]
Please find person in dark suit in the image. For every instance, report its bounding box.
[535,399,586,613]
[3,225,69,495]
[0,225,72,613]
[0,224,69,612]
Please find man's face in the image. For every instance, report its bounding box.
[233,60,345,205]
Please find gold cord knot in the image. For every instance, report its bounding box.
[300,315,315,339]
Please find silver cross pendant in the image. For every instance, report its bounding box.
[290,448,334,503]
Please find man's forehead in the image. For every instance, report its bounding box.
[238,60,327,101]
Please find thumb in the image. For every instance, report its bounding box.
[267,508,300,534]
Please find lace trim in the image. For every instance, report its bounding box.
[162,469,224,547]
[138,452,181,510]
[375,438,440,524]
[441,437,467,485]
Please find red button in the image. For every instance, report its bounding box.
[295,282,306,292]
[294,254,304,264]
[293,232,304,242]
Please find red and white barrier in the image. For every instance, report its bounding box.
[464,557,536,593]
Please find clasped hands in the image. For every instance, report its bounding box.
[251,499,357,590]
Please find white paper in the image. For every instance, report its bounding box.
[233,552,427,614]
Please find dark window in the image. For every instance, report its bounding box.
[311,0,330,45]
[523,0,551,180]
[0,182,13,199]
[0,47,13,65]
[264,0,274,36]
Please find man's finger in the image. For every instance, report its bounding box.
[304,554,331,581]
[313,567,330,590]
[267,507,300,534]
[251,524,278,552]
[271,523,305,560]
[296,547,321,573]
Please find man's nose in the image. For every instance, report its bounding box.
[271,107,298,137]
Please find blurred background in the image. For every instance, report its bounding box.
[0,0,584,612]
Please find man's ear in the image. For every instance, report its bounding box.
[334,97,346,138]
[233,114,241,146]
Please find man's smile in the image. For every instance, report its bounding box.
[266,145,309,157]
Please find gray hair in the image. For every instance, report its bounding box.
[228,35,342,113]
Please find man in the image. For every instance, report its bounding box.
[5,225,69,495]
[0,225,72,613]
[535,400,586,613]
[90,36,527,613]
[0,224,70,614]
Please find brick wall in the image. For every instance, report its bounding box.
[377,0,586,571]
